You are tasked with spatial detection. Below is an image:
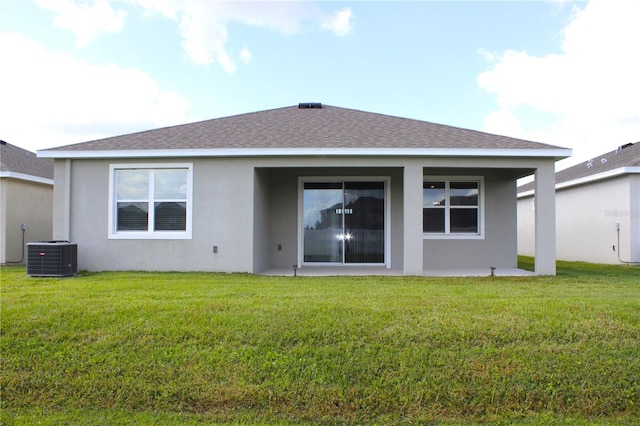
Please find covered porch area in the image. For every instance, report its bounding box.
[252,165,404,274]
[252,157,557,276]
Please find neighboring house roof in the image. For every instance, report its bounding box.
[518,141,640,194]
[38,104,570,159]
[0,140,54,184]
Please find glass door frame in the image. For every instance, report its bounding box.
[297,176,391,268]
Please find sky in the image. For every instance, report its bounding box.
[1,0,638,169]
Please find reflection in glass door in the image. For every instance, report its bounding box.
[303,181,385,264]
[303,182,343,262]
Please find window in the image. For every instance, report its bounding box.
[423,178,482,238]
[109,164,192,239]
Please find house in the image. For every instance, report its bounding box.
[1,141,54,264]
[37,104,571,275]
[518,142,640,265]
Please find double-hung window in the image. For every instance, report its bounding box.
[109,164,193,239]
[423,177,483,238]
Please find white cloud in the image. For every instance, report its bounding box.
[476,48,497,64]
[477,0,640,167]
[36,0,127,47]
[0,33,190,151]
[178,1,235,71]
[128,0,352,71]
[240,46,252,64]
[125,0,178,20]
[34,0,353,72]
[322,8,352,37]
[483,109,526,138]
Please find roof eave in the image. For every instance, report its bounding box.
[37,147,572,160]
[517,166,640,198]
[556,166,640,190]
[0,171,54,185]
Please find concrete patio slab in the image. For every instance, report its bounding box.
[261,267,535,277]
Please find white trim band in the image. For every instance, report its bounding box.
[0,171,54,185]
[38,147,572,160]
[556,167,640,190]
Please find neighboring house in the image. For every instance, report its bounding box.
[518,142,640,265]
[38,104,570,275]
[1,140,54,264]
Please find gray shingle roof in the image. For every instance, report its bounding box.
[519,142,640,192]
[43,105,565,152]
[0,141,54,179]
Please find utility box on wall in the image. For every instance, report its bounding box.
[27,241,78,277]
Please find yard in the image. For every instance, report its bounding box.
[1,259,639,425]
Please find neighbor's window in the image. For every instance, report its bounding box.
[109,164,192,239]
[423,178,482,236]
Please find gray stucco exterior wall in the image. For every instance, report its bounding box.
[52,156,557,274]
[57,158,256,271]
[422,172,517,271]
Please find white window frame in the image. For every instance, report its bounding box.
[423,176,485,240]
[108,163,193,239]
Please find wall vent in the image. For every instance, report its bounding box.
[299,102,322,109]
[615,142,634,154]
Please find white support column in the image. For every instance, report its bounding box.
[534,162,556,275]
[403,164,424,275]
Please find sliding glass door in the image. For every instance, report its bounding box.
[303,181,385,264]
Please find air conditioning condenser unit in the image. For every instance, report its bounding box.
[27,241,78,277]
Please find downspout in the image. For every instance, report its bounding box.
[616,224,640,265]
[5,225,26,263]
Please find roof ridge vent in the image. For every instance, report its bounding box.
[299,102,322,109]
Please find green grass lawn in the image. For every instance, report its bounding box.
[1,259,639,425]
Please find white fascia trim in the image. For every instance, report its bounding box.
[38,147,573,159]
[517,167,640,198]
[557,167,640,190]
[0,171,54,185]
